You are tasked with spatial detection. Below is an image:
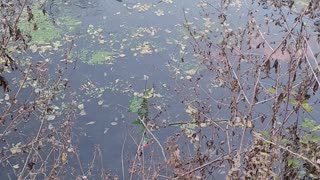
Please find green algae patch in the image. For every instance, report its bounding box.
[71,50,116,65]
[89,51,115,65]
[57,16,82,31]
[18,4,81,45]
[18,5,61,44]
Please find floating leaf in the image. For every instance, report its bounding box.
[163,0,173,3]
[110,122,118,126]
[302,101,313,112]
[289,99,297,105]
[185,75,192,80]
[185,69,196,76]
[97,28,103,33]
[10,142,22,155]
[86,121,95,125]
[129,96,144,113]
[132,3,152,12]
[4,94,9,101]
[46,115,56,121]
[10,147,22,154]
[79,110,86,116]
[61,152,68,163]
[143,88,154,99]
[30,44,38,52]
[186,105,198,114]
[48,123,54,130]
[98,100,104,105]
[136,42,153,55]
[267,87,276,94]
[78,104,84,110]
[154,9,164,16]
[180,123,196,138]
[312,125,320,132]
[199,122,207,128]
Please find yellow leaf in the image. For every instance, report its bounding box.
[267,87,276,94]
[61,152,68,163]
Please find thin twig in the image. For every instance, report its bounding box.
[138,116,167,162]
[172,155,230,179]
[75,150,85,176]
[304,37,320,85]
[17,148,32,180]
[253,132,320,171]
[14,0,28,30]
[129,133,144,180]
[261,8,307,66]
[121,133,127,180]
[1,64,32,123]
[18,113,46,179]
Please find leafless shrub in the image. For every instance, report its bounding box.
[0,2,114,179]
[163,0,320,179]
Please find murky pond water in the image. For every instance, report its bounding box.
[61,0,202,177]
[1,0,320,179]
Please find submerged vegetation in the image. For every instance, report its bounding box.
[1,0,320,179]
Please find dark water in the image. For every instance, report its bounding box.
[55,0,202,177]
[2,0,320,179]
